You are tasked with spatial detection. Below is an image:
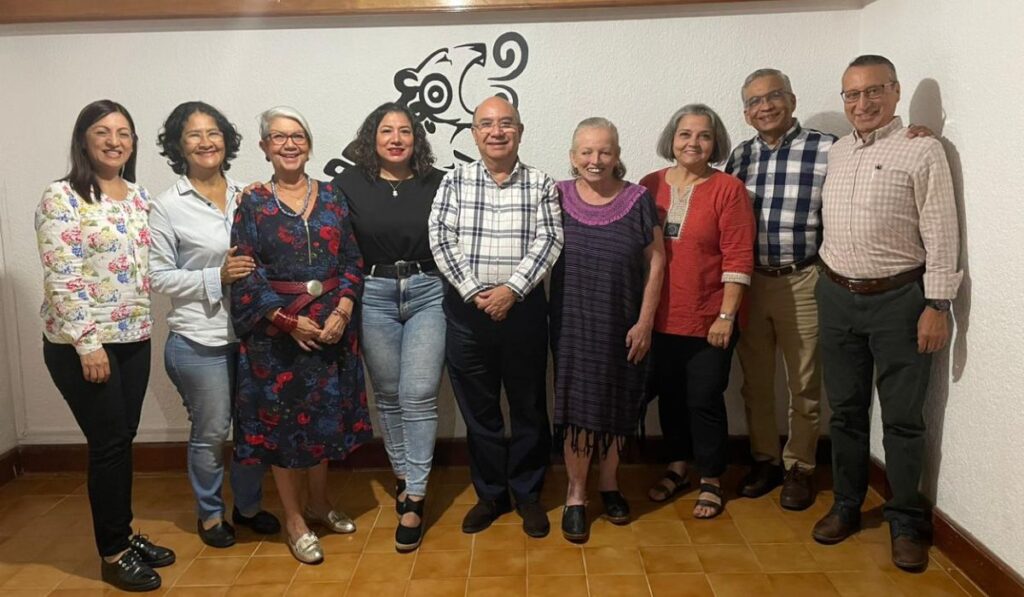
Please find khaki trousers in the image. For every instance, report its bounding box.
[737,265,822,470]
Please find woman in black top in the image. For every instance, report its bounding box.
[337,102,446,552]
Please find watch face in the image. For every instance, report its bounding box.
[929,299,951,311]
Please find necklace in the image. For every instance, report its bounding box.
[383,178,404,197]
[271,176,313,218]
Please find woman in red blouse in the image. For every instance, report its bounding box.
[640,104,755,519]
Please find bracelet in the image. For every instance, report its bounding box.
[333,308,351,324]
[717,312,736,322]
[272,310,298,333]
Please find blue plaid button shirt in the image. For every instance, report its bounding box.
[429,160,563,301]
[725,121,836,267]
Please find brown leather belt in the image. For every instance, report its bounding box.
[823,265,924,295]
[755,255,819,278]
[269,277,341,315]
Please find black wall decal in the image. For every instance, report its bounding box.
[324,31,529,179]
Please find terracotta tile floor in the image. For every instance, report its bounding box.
[0,465,988,596]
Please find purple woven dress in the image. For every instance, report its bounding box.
[550,179,659,455]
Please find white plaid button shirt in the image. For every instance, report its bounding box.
[429,160,563,301]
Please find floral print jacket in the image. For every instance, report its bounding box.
[35,181,152,355]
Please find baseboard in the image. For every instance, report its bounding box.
[0,448,18,486]
[868,457,1024,597]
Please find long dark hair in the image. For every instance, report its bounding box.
[61,100,138,204]
[157,101,242,176]
[348,102,435,179]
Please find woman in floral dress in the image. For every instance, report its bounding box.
[230,106,371,564]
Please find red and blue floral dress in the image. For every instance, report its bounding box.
[230,182,372,468]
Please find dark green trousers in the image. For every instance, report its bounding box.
[816,274,933,534]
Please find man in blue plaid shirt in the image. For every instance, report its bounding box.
[725,68,835,511]
[429,96,563,538]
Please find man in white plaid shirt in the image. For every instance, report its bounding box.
[429,96,563,538]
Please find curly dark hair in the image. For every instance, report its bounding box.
[157,101,241,175]
[347,102,435,179]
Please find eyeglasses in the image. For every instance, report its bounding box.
[265,131,309,146]
[473,119,520,132]
[744,89,791,110]
[840,82,897,103]
[183,129,224,145]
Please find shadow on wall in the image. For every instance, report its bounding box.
[908,78,972,503]
[803,111,851,138]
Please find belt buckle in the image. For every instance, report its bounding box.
[305,280,324,297]
[394,260,419,278]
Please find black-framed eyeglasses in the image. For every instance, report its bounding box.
[840,82,897,103]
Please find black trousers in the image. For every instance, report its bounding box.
[652,331,737,479]
[43,339,151,557]
[817,275,932,534]
[444,287,550,504]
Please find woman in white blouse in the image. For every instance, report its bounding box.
[150,101,280,548]
[35,100,174,592]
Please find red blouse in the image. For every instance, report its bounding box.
[639,169,755,338]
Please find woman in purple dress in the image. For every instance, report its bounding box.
[550,117,665,542]
[230,106,372,564]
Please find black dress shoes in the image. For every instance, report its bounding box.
[198,519,236,548]
[462,498,512,533]
[129,534,176,567]
[738,460,784,498]
[561,505,588,543]
[516,501,550,538]
[232,506,282,534]
[101,549,161,592]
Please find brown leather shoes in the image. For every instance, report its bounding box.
[891,534,929,571]
[779,465,815,511]
[812,510,860,544]
[737,461,783,498]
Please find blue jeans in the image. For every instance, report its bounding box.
[361,273,446,497]
[165,332,266,522]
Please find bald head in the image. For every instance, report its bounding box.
[471,95,524,171]
[473,96,521,125]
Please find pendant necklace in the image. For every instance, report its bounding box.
[385,178,403,197]
[271,176,315,264]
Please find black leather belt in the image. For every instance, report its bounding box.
[755,255,819,278]
[824,265,924,294]
[368,260,438,279]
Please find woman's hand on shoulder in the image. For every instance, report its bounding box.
[236,181,270,205]
[79,347,110,384]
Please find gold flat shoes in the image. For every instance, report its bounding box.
[304,507,357,534]
[287,531,323,564]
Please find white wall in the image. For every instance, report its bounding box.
[858,0,1024,575]
[0,4,861,445]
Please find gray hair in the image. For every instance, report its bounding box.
[656,104,731,165]
[740,68,794,101]
[258,105,314,150]
[570,117,627,180]
[848,54,899,82]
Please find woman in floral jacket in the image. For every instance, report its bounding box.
[35,99,174,592]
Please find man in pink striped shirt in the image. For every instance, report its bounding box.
[812,55,961,573]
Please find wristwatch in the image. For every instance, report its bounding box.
[718,312,736,322]
[926,299,951,312]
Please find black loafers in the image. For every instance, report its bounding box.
[738,461,784,498]
[197,519,236,548]
[599,491,631,525]
[128,533,175,567]
[232,506,282,535]
[561,505,588,543]
[101,548,161,592]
